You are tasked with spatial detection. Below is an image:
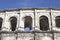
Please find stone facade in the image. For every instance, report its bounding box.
[0,8,60,40]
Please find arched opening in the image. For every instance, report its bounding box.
[0,18,3,30]
[39,16,49,31]
[24,16,32,30]
[10,17,17,31]
[55,16,60,28]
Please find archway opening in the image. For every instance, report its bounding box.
[0,18,3,30]
[40,16,49,31]
[10,17,17,31]
[55,16,60,28]
[24,16,32,30]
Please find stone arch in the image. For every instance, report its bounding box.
[9,16,17,31]
[55,16,60,28]
[24,16,32,30]
[0,17,3,30]
[39,15,49,31]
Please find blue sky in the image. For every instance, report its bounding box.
[0,0,60,9]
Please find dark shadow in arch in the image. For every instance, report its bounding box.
[0,18,3,30]
[10,17,17,31]
[39,16,49,31]
[24,16,32,30]
[55,16,60,28]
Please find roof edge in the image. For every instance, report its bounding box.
[0,7,60,12]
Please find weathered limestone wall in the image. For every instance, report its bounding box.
[1,33,16,40]
[35,33,52,40]
[54,33,60,40]
[0,9,52,31]
[17,33,34,40]
[0,8,60,40]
